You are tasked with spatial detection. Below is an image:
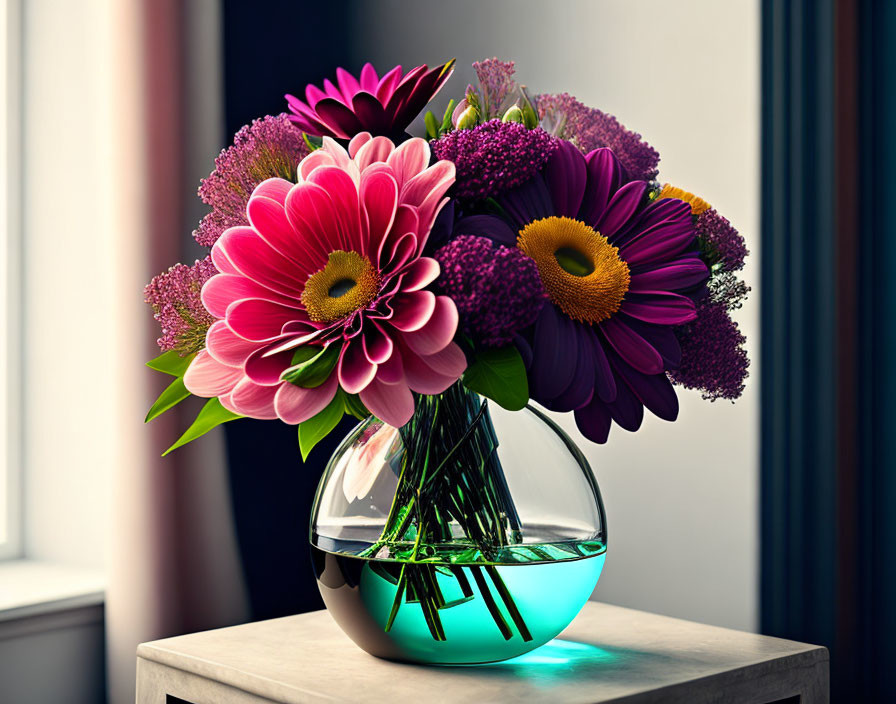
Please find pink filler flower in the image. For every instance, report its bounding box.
[183,134,464,428]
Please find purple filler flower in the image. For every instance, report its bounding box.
[473,58,516,118]
[194,114,308,247]
[434,235,546,347]
[431,120,559,201]
[670,299,749,401]
[536,93,660,182]
[145,256,218,354]
[697,208,749,271]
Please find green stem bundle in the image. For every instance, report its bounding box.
[361,383,530,642]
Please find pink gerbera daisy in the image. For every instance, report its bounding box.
[183,134,464,428]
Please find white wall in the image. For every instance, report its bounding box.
[355,0,760,631]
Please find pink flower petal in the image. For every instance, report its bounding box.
[183,350,242,398]
[402,295,458,356]
[338,339,378,394]
[201,272,299,318]
[210,241,239,275]
[298,149,338,181]
[380,231,418,275]
[400,345,462,395]
[354,135,396,171]
[348,132,372,157]
[228,378,279,420]
[359,378,415,428]
[251,177,293,205]
[401,160,455,217]
[244,343,298,386]
[387,138,430,189]
[415,341,467,378]
[362,321,394,365]
[226,298,304,342]
[360,169,398,260]
[400,257,440,292]
[387,291,436,332]
[246,195,308,266]
[274,373,339,425]
[284,182,346,266]
[306,165,363,252]
[359,63,379,92]
[376,347,405,384]
[205,320,263,367]
[215,226,307,298]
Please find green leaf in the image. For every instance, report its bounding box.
[298,393,345,461]
[146,350,196,377]
[462,345,529,411]
[440,99,456,132]
[343,393,370,420]
[424,110,439,140]
[281,344,340,388]
[303,133,323,151]
[162,397,242,456]
[145,376,190,423]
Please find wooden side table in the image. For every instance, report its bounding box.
[136,602,828,703]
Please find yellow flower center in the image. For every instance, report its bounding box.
[657,184,712,215]
[301,251,381,323]
[517,216,630,324]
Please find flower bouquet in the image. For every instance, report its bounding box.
[145,58,748,664]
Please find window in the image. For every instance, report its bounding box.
[0,0,22,560]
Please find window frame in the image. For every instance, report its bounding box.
[0,0,24,561]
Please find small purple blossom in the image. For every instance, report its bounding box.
[144,257,218,354]
[536,93,660,182]
[670,296,749,401]
[434,235,546,347]
[697,208,749,271]
[431,120,559,201]
[194,114,308,247]
[473,58,516,118]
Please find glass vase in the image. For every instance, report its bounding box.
[309,382,607,664]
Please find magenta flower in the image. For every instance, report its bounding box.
[285,61,455,140]
[183,134,464,428]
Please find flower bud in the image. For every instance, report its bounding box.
[455,104,480,130]
[501,105,524,124]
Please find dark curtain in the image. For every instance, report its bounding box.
[220,0,359,621]
[761,0,896,699]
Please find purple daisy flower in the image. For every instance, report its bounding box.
[465,142,708,443]
[536,93,660,182]
[285,60,455,140]
[431,120,559,201]
[434,235,546,346]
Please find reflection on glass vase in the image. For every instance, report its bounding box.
[310,382,607,665]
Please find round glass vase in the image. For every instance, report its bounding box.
[310,382,607,665]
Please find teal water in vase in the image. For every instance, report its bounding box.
[312,539,606,664]
[310,384,609,664]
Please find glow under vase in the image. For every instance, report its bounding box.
[310,383,608,664]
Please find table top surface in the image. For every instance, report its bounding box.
[137,601,827,704]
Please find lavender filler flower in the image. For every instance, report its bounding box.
[434,235,546,347]
[194,114,308,247]
[670,271,750,401]
[536,93,660,182]
[144,257,217,355]
[472,57,516,118]
[431,121,559,202]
